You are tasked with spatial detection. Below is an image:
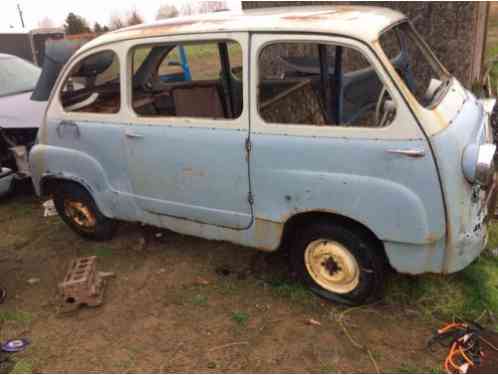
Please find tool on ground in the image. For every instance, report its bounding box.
[428,321,498,374]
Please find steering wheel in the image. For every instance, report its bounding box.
[375,86,390,127]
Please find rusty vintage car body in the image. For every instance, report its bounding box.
[30,6,497,305]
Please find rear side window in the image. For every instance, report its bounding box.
[258,42,392,128]
[60,50,120,114]
[131,40,243,119]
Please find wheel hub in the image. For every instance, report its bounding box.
[64,200,96,228]
[304,239,360,294]
[322,256,341,276]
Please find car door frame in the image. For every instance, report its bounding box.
[38,43,139,220]
[248,32,447,273]
[119,32,254,230]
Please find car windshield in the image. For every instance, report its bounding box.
[379,22,450,108]
[0,55,41,97]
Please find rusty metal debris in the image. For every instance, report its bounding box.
[43,200,57,217]
[58,256,106,312]
[306,318,322,326]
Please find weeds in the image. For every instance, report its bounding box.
[11,359,32,374]
[0,310,32,323]
[269,279,314,303]
[396,363,441,374]
[231,311,249,326]
[91,247,113,257]
[385,223,498,321]
[191,294,208,306]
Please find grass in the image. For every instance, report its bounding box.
[231,311,249,326]
[386,222,498,321]
[191,294,208,306]
[485,3,498,94]
[268,278,315,303]
[396,364,441,374]
[89,246,113,257]
[0,310,32,323]
[10,359,32,374]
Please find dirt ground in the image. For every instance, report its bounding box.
[0,190,448,373]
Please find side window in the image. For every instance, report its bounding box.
[258,42,394,128]
[379,29,402,61]
[60,51,120,114]
[131,40,243,119]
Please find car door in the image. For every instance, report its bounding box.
[249,33,446,257]
[123,33,252,229]
[39,47,133,219]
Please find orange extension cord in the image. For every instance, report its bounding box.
[435,323,483,374]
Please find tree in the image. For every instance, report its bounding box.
[38,16,55,28]
[64,12,90,35]
[126,8,143,26]
[198,1,228,14]
[109,13,125,30]
[181,3,194,16]
[156,4,179,20]
[93,22,103,33]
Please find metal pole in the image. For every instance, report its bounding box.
[17,3,25,28]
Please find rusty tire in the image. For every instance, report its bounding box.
[53,182,116,241]
[291,220,386,306]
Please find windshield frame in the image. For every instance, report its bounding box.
[378,20,451,110]
[0,55,42,98]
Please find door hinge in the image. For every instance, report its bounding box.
[245,137,252,153]
[248,192,254,205]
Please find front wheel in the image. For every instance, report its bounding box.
[291,220,386,305]
[53,182,116,241]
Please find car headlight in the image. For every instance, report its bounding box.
[462,143,496,187]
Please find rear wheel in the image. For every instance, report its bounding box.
[291,220,386,305]
[53,182,115,241]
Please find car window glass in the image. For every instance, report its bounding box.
[258,42,394,128]
[60,50,120,114]
[0,56,41,97]
[379,22,448,107]
[379,29,402,60]
[131,40,243,119]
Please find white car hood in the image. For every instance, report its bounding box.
[0,91,46,129]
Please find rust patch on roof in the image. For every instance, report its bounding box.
[282,10,341,20]
[113,19,197,35]
[111,18,232,40]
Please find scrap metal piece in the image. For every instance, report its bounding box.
[42,199,57,217]
[9,146,30,176]
[58,256,105,312]
[1,339,30,353]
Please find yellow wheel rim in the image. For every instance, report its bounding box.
[304,239,360,294]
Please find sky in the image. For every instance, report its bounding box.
[1,0,242,31]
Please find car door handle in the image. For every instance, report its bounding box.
[56,120,80,138]
[386,148,425,158]
[125,130,144,139]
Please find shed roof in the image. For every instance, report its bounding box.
[81,6,406,53]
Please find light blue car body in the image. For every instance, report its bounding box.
[29,9,496,276]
